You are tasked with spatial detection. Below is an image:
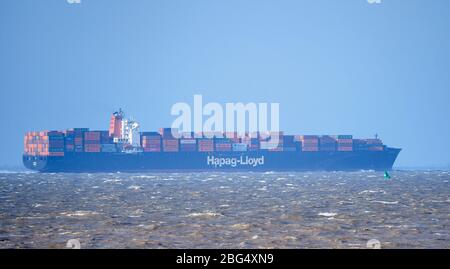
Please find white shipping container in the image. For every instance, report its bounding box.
[232,143,247,146]
[260,142,281,149]
[180,139,197,144]
[232,143,248,151]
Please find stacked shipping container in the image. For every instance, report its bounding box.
[260,132,284,151]
[25,125,386,155]
[301,135,319,152]
[319,136,337,152]
[337,135,353,152]
[141,132,161,152]
[100,128,116,152]
[162,139,179,152]
[198,139,214,152]
[248,138,260,151]
[180,138,197,152]
[24,131,65,156]
[215,138,232,152]
[64,130,75,152]
[353,138,384,151]
[160,128,179,152]
[73,128,87,152]
[282,135,297,152]
[366,139,384,151]
[84,131,101,152]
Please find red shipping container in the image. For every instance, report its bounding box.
[302,147,319,152]
[144,147,161,152]
[85,144,101,152]
[338,147,353,152]
[162,139,179,152]
[215,143,232,151]
[84,131,101,141]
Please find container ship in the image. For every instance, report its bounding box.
[23,110,401,172]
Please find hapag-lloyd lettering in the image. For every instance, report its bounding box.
[207,155,265,168]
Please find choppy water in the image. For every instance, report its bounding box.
[0,171,448,249]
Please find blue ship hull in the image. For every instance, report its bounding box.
[23,148,401,172]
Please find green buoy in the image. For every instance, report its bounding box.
[384,171,391,179]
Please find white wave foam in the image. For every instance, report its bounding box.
[318,212,337,217]
[0,170,34,174]
[230,223,250,229]
[103,179,122,183]
[359,190,386,195]
[187,211,222,218]
[128,209,144,218]
[132,175,156,179]
[372,200,398,205]
[60,211,99,217]
[128,185,142,190]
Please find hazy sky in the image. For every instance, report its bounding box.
[1,0,449,167]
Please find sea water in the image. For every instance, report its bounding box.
[0,171,448,248]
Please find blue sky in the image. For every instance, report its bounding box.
[0,0,449,167]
